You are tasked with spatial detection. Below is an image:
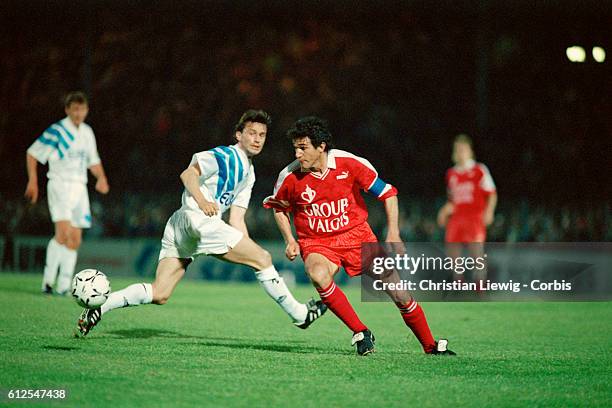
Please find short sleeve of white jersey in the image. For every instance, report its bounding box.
[190,151,219,179]
[27,137,55,164]
[232,167,256,209]
[87,129,101,167]
[27,123,67,164]
[479,163,496,192]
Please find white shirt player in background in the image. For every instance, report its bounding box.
[75,110,327,336]
[25,92,109,295]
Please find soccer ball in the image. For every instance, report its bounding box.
[71,269,111,309]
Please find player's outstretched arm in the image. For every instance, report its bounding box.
[24,153,39,203]
[483,192,497,226]
[383,195,402,243]
[273,211,300,261]
[437,202,454,227]
[385,196,402,242]
[89,163,110,194]
[179,163,219,216]
[229,206,249,238]
[381,195,407,261]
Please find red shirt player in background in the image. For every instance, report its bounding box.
[265,116,455,356]
[437,134,497,285]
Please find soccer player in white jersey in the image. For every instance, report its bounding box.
[25,92,109,295]
[75,110,327,336]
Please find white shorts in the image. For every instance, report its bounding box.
[159,208,244,260]
[47,179,92,229]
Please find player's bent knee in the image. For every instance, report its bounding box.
[306,265,331,287]
[152,296,169,305]
[151,271,183,305]
[245,246,273,270]
[257,249,273,269]
[377,268,396,280]
[151,289,171,305]
[386,290,411,305]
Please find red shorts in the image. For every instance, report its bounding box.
[446,215,486,243]
[299,222,378,277]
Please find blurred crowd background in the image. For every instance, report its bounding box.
[1,1,610,242]
[3,193,610,242]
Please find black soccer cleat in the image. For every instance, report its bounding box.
[352,329,375,356]
[75,307,102,337]
[295,298,328,329]
[429,339,456,355]
[42,284,53,295]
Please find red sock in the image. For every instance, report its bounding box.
[317,281,367,334]
[397,299,436,353]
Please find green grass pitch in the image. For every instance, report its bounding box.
[1,272,610,407]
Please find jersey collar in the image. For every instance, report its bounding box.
[305,150,335,180]
[326,149,337,169]
[232,143,251,163]
[62,117,76,133]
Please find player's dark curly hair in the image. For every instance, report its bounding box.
[286,116,334,151]
[234,109,272,132]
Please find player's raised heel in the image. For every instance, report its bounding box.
[75,307,102,337]
[295,298,328,329]
[352,329,375,356]
[429,339,456,355]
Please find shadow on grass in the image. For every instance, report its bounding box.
[42,345,80,351]
[0,286,58,297]
[179,339,345,355]
[106,328,307,344]
[103,328,339,354]
[107,328,206,339]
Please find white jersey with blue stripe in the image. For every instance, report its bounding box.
[27,117,101,184]
[182,144,256,217]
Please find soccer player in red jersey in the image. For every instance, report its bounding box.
[437,134,497,285]
[265,116,455,356]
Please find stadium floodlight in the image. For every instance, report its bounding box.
[566,46,586,63]
[592,46,606,63]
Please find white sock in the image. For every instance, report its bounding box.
[255,266,307,323]
[101,283,153,315]
[56,246,78,294]
[41,239,63,291]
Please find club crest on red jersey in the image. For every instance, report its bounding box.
[300,184,317,203]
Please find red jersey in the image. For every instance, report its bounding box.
[446,160,496,218]
[264,149,397,241]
